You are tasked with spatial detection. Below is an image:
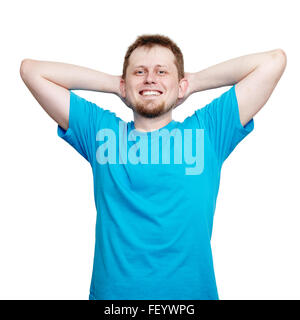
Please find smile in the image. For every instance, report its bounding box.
[139,90,163,97]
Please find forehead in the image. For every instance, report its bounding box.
[129,45,176,69]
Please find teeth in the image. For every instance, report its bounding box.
[141,90,161,96]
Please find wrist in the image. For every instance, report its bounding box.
[186,72,198,94]
[112,75,122,96]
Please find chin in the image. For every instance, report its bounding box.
[132,100,175,118]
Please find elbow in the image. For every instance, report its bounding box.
[269,49,287,71]
[276,48,287,58]
[20,59,30,78]
[273,49,287,64]
[20,59,36,79]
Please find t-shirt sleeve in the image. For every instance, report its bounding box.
[194,84,254,166]
[57,90,112,164]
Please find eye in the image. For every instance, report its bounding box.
[158,70,166,74]
[135,70,144,75]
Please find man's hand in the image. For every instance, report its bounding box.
[115,76,129,106]
[174,72,194,109]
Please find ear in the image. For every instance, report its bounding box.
[178,77,189,99]
[119,78,126,98]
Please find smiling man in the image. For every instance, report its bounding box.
[119,44,187,124]
[20,34,286,300]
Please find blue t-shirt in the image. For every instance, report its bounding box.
[57,85,254,300]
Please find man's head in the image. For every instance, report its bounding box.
[120,34,188,119]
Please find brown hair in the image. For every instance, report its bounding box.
[122,34,184,81]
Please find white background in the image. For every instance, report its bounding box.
[1,0,299,300]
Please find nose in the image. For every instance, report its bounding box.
[144,71,157,84]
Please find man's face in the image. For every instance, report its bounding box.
[120,45,187,118]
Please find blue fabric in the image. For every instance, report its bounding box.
[57,85,254,300]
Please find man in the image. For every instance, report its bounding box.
[20,34,286,300]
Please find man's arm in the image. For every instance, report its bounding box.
[182,49,287,126]
[20,59,120,131]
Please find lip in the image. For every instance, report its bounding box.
[139,90,163,98]
[140,95,161,99]
[139,89,163,94]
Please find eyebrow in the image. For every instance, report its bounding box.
[134,64,168,68]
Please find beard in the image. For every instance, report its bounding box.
[129,98,176,119]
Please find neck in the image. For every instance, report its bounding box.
[133,111,173,132]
